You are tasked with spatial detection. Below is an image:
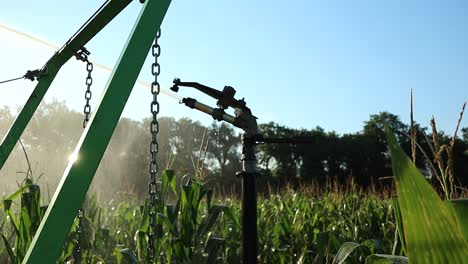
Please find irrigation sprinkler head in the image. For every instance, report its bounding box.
[170,78,247,111]
[217,85,236,110]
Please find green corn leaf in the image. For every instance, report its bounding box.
[2,233,16,263]
[365,254,408,264]
[162,170,176,198]
[116,248,123,264]
[59,237,75,261]
[361,239,377,254]
[134,230,147,262]
[20,206,32,239]
[317,231,330,261]
[167,199,181,226]
[449,199,468,241]
[367,254,408,264]
[4,203,20,238]
[157,212,177,236]
[138,200,150,233]
[19,210,32,257]
[165,245,173,264]
[365,255,393,264]
[1,186,28,209]
[333,242,361,264]
[169,170,178,195]
[385,127,468,263]
[391,197,406,255]
[220,206,239,228]
[40,205,48,218]
[91,254,107,263]
[206,189,213,210]
[205,237,224,264]
[117,248,138,264]
[2,200,13,214]
[197,205,226,241]
[165,205,180,236]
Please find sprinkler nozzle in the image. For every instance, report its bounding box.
[171,78,180,92]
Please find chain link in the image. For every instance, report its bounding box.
[74,47,93,128]
[73,47,93,263]
[83,60,93,128]
[147,29,161,263]
[73,208,84,262]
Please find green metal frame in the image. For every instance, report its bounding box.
[8,0,172,263]
[0,0,134,170]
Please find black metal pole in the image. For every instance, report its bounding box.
[173,82,261,263]
[240,134,258,264]
[242,173,257,263]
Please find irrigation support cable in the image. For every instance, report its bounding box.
[0,76,24,84]
[0,24,183,103]
[0,69,43,85]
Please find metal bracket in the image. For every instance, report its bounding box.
[75,47,91,62]
[23,69,46,81]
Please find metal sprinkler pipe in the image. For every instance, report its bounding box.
[172,78,316,263]
[173,79,259,263]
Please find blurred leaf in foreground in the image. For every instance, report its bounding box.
[385,127,468,263]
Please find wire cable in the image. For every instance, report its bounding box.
[0,24,183,101]
[0,69,42,85]
[0,76,24,84]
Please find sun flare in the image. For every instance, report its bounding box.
[68,152,79,163]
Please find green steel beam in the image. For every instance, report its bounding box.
[0,0,133,170]
[22,0,171,262]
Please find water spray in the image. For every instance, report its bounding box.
[0,23,182,102]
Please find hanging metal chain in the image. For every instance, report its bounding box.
[75,47,94,128]
[83,60,93,128]
[73,47,93,262]
[147,29,161,263]
[73,208,84,262]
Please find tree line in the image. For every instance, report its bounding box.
[0,101,466,198]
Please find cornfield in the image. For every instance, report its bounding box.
[1,129,467,263]
[0,171,396,263]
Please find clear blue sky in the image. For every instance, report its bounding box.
[0,0,467,135]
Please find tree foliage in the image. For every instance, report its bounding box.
[0,102,467,197]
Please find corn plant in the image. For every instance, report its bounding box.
[133,170,240,263]
[1,172,401,263]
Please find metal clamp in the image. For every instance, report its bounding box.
[23,69,45,81]
[75,47,91,62]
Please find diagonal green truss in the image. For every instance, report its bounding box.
[4,0,173,263]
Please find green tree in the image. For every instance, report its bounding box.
[171,118,208,176]
[293,127,327,183]
[206,122,241,180]
[257,122,297,183]
[362,112,408,184]
[462,127,468,142]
